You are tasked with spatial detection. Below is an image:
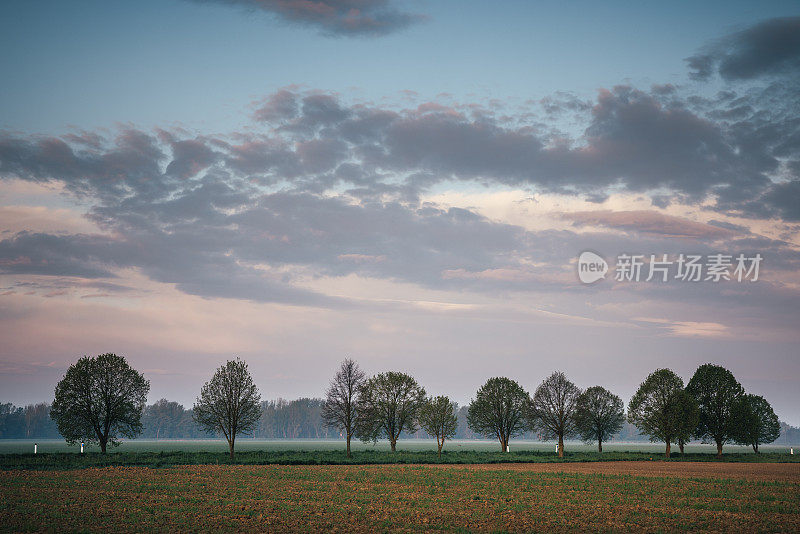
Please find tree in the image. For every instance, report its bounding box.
[51,353,149,453]
[418,395,458,458]
[627,368,685,458]
[142,399,187,439]
[530,371,581,458]
[674,390,699,455]
[686,363,744,458]
[731,394,781,453]
[354,372,425,452]
[573,386,624,453]
[467,377,530,452]
[193,358,262,460]
[0,403,25,439]
[322,358,365,457]
[22,403,60,439]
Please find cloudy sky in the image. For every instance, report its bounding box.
[1,1,799,424]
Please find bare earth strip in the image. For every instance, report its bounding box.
[427,460,800,482]
[2,463,799,532]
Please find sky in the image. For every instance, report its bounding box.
[1,1,799,424]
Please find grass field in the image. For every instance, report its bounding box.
[1,438,796,455]
[2,462,798,532]
[2,439,798,471]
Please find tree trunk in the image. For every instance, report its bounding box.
[716,441,723,458]
[558,435,564,458]
[346,435,351,458]
[437,439,443,459]
[390,439,396,452]
[679,441,684,455]
[753,443,759,454]
[228,438,235,460]
[665,441,671,459]
[500,436,507,452]
[100,439,107,454]
[597,440,602,453]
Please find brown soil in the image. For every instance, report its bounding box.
[427,460,800,482]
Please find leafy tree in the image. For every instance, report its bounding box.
[573,386,624,453]
[322,358,365,457]
[731,394,781,453]
[418,395,458,458]
[193,358,262,459]
[51,353,149,453]
[354,372,425,452]
[627,368,685,458]
[674,390,699,455]
[0,403,25,439]
[467,377,530,452]
[142,399,187,439]
[686,363,744,457]
[24,403,59,439]
[530,371,581,457]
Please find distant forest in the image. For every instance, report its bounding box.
[3,399,800,444]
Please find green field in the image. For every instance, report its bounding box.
[1,440,798,471]
[2,438,795,455]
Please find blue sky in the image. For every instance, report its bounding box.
[1,1,800,425]
[2,0,797,134]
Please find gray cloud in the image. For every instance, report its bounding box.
[687,17,800,81]
[189,0,425,37]
[2,18,799,306]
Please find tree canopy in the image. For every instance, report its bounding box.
[354,371,425,452]
[418,395,458,458]
[673,389,699,454]
[193,358,262,459]
[467,377,530,452]
[686,363,744,457]
[731,394,781,453]
[530,371,581,457]
[627,368,685,458]
[51,353,150,453]
[573,386,625,453]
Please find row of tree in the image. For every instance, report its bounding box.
[0,403,61,439]
[47,354,782,459]
[0,397,669,442]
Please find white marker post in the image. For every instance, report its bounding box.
[81,441,84,454]
[34,443,37,454]
[506,445,509,453]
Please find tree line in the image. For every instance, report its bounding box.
[41,354,786,458]
[1,396,653,442]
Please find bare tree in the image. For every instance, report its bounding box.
[418,395,458,458]
[467,377,530,452]
[322,358,365,457]
[193,358,262,460]
[530,371,581,458]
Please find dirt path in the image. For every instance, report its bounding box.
[426,461,800,482]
